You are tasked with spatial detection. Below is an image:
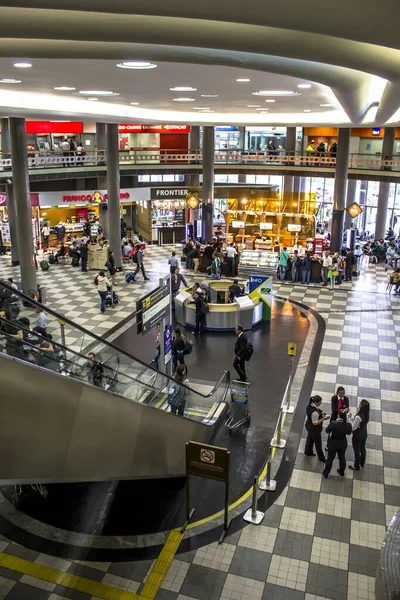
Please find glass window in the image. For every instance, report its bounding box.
[246,175,256,184]
[365,206,377,233]
[255,175,269,184]
[324,178,334,204]
[163,174,175,182]
[227,174,239,183]
[150,174,163,182]
[138,174,150,182]
[175,174,185,182]
[215,175,228,183]
[366,181,379,207]
[389,183,396,208]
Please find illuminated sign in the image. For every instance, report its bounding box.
[259,222,273,230]
[287,224,302,232]
[231,220,245,228]
[118,124,190,133]
[0,194,6,206]
[346,202,363,218]
[186,193,200,209]
[62,192,130,203]
[372,128,381,136]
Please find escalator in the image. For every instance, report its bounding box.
[0,282,229,484]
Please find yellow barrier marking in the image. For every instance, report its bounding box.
[140,529,183,599]
[0,552,138,599]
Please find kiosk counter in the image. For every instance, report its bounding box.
[175,280,263,332]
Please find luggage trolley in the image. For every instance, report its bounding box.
[225,380,251,433]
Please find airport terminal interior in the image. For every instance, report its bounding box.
[0,2,399,599]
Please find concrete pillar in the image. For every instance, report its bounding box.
[202,126,214,243]
[331,128,350,251]
[382,127,395,171]
[283,175,294,207]
[375,182,390,240]
[238,173,246,184]
[96,174,109,238]
[237,127,246,151]
[1,118,11,154]
[344,179,357,229]
[9,118,37,294]
[359,181,368,232]
[187,125,200,187]
[5,184,19,266]
[286,127,296,165]
[106,124,122,269]
[96,122,106,151]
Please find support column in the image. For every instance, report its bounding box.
[1,118,19,265]
[375,182,390,240]
[10,117,37,294]
[1,118,11,155]
[202,126,214,243]
[187,125,200,186]
[344,179,357,229]
[96,174,109,238]
[382,127,395,171]
[283,176,294,206]
[286,127,296,164]
[106,124,122,269]
[331,128,350,251]
[96,122,106,151]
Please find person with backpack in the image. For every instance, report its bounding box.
[172,328,186,372]
[349,399,370,471]
[133,244,150,281]
[168,364,188,416]
[233,324,248,382]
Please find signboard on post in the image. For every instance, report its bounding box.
[183,442,231,543]
[249,275,272,321]
[136,285,170,335]
[288,343,297,356]
[164,325,172,365]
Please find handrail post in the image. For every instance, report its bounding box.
[271,408,286,448]
[259,445,277,491]
[243,476,264,524]
[282,358,295,414]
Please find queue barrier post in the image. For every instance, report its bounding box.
[243,476,264,525]
[282,359,294,414]
[270,408,286,449]
[259,446,277,492]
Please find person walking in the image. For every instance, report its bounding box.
[233,325,248,382]
[321,251,332,286]
[168,251,180,274]
[322,410,352,478]
[304,395,329,462]
[172,328,186,372]
[345,248,355,282]
[42,222,50,249]
[349,399,370,471]
[134,244,150,280]
[301,252,312,285]
[225,243,238,276]
[171,267,188,297]
[191,291,206,335]
[168,364,188,416]
[279,246,290,281]
[80,241,88,272]
[192,244,201,274]
[210,253,222,280]
[107,250,117,285]
[95,271,110,314]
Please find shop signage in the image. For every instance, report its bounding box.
[259,222,273,230]
[164,325,173,365]
[61,192,130,203]
[118,124,190,133]
[186,193,200,209]
[346,202,363,218]
[249,275,272,319]
[151,188,189,199]
[0,194,6,206]
[372,128,381,136]
[231,220,245,228]
[288,343,297,356]
[26,121,83,134]
[287,224,302,232]
[137,285,170,335]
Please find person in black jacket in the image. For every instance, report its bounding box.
[305,395,329,462]
[331,386,350,421]
[80,241,88,272]
[349,399,370,471]
[192,292,206,335]
[322,410,352,478]
[233,325,248,382]
[345,248,355,282]
[229,280,244,303]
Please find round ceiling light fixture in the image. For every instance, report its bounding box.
[170,86,197,92]
[54,86,76,91]
[303,109,312,112]
[0,78,21,84]
[130,102,140,105]
[320,103,334,107]
[201,94,219,97]
[247,104,261,108]
[87,98,99,101]
[173,97,195,102]
[193,107,210,110]
[76,90,119,96]
[13,62,32,68]
[253,90,300,96]
[298,84,311,89]
[117,61,157,69]
[236,78,250,82]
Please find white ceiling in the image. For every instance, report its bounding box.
[0,3,399,126]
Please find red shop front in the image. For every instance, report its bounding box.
[118,124,190,152]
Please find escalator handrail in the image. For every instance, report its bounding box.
[0,281,230,400]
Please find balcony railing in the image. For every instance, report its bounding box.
[0,150,400,172]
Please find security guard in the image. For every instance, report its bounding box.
[304,395,329,462]
[322,410,352,478]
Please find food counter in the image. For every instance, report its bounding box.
[152,225,185,245]
[175,280,263,332]
[238,250,279,277]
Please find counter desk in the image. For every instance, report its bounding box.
[175,280,263,332]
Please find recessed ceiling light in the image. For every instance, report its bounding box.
[130,102,140,105]
[193,107,210,110]
[260,111,270,114]
[54,86,76,91]
[303,109,312,112]
[320,103,334,107]
[236,78,250,82]
[173,97,195,102]
[256,107,269,110]
[199,109,214,112]
[0,78,21,84]
[265,99,276,103]
[298,84,311,89]
[76,90,119,96]
[253,90,300,96]
[87,97,98,101]
[117,61,157,69]
[170,86,197,92]
[13,62,32,68]
[247,104,261,108]
[201,94,219,97]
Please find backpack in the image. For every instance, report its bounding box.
[243,342,254,362]
[125,272,136,284]
[201,299,209,314]
[48,253,56,265]
[40,260,50,271]
[183,338,193,355]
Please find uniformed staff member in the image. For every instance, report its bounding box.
[304,395,329,463]
[349,399,370,471]
[322,410,352,478]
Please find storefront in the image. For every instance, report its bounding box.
[118,124,190,153]
[0,193,40,249]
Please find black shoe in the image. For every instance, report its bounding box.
[322,471,328,478]
[304,453,316,457]
[319,457,327,463]
[337,469,344,476]
[349,465,359,471]
[144,277,150,281]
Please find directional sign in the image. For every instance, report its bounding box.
[137,285,170,335]
[288,343,297,356]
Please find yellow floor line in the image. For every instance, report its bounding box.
[140,529,184,599]
[0,552,139,599]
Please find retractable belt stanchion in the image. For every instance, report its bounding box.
[259,445,277,492]
[270,407,286,449]
[282,357,295,414]
[243,476,265,525]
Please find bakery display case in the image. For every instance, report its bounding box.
[238,250,279,277]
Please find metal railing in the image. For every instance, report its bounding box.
[1,149,400,171]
